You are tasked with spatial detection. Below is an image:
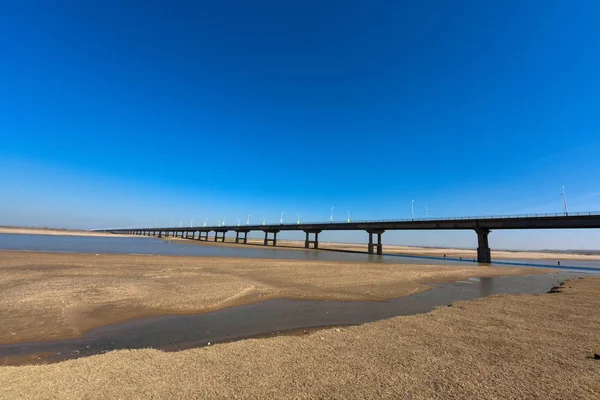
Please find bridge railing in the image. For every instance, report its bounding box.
[108,211,600,231]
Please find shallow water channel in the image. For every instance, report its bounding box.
[0,272,585,365]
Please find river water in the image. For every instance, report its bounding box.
[0,272,583,365]
[1,233,599,271]
[1,232,598,365]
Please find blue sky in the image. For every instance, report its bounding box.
[1,1,600,250]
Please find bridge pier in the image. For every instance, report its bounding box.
[304,230,321,249]
[235,230,249,244]
[214,231,227,242]
[199,231,209,241]
[263,230,279,246]
[367,230,385,255]
[476,228,491,263]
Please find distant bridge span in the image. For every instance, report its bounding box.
[98,212,600,263]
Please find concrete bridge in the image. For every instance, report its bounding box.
[98,212,600,263]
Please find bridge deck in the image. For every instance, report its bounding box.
[99,212,600,263]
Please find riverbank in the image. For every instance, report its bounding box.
[1,275,598,399]
[0,250,545,345]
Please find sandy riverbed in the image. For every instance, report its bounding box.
[1,272,598,399]
[0,251,545,345]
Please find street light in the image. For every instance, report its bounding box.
[411,200,415,221]
[330,207,335,222]
[425,204,428,218]
[263,216,266,226]
[190,220,194,227]
[217,219,221,227]
[247,215,251,225]
[237,218,240,226]
[222,217,227,226]
[297,213,300,224]
[203,219,207,227]
[280,212,286,224]
[346,210,350,223]
[561,186,569,216]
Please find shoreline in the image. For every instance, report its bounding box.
[2,275,599,398]
[0,250,549,345]
[1,272,573,366]
[0,227,129,238]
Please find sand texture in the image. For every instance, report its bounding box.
[0,251,544,344]
[1,275,599,399]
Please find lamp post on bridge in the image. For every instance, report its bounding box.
[237,218,240,226]
[247,215,251,225]
[263,216,266,226]
[203,219,207,227]
[190,220,193,227]
[222,217,227,226]
[280,212,286,224]
[330,207,335,222]
[561,186,569,216]
[425,204,428,218]
[297,213,300,224]
[411,200,415,221]
[347,210,350,223]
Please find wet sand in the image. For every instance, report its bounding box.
[0,251,545,345]
[1,275,598,399]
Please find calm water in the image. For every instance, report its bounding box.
[1,233,600,271]
[0,272,582,365]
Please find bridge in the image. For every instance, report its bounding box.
[98,211,600,263]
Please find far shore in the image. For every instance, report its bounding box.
[0,227,129,238]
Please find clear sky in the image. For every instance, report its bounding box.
[1,1,599,250]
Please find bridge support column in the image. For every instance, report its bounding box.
[476,228,491,263]
[367,230,385,255]
[304,230,321,249]
[263,230,279,246]
[215,231,227,242]
[199,231,209,241]
[235,231,249,244]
